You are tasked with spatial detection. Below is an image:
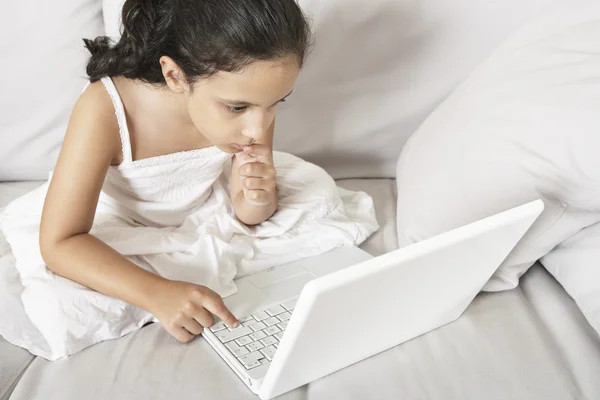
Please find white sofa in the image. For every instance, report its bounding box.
[2,0,600,399]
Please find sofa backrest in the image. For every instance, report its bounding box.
[0,0,104,181]
[0,0,556,181]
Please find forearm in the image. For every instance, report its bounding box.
[41,233,166,312]
[233,189,279,226]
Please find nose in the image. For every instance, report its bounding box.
[241,127,264,143]
[241,112,271,143]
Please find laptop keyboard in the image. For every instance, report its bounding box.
[209,298,297,370]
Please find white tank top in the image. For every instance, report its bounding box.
[97,77,232,227]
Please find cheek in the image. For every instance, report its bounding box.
[188,104,241,142]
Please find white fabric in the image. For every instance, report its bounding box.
[396,0,600,293]
[0,79,378,360]
[101,0,555,179]
[542,222,600,336]
[0,0,103,181]
[4,180,600,399]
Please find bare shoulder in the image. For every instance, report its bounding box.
[69,80,122,163]
[40,80,125,245]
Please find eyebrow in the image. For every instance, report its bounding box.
[221,90,293,107]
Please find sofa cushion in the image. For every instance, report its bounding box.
[396,0,600,293]
[9,266,600,400]
[6,179,600,399]
[542,222,600,337]
[101,0,555,179]
[0,1,104,181]
[0,338,33,400]
[337,179,398,256]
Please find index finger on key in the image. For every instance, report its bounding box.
[204,295,239,329]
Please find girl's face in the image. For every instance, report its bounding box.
[185,56,300,153]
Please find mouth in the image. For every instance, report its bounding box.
[231,143,253,150]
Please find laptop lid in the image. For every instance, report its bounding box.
[259,199,544,399]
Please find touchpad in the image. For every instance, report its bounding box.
[249,264,306,288]
[259,273,316,302]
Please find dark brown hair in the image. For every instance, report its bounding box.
[83,0,312,83]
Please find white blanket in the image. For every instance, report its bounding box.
[0,152,378,360]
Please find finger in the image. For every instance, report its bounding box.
[184,292,217,327]
[203,296,239,328]
[169,325,195,343]
[239,163,275,178]
[182,318,204,336]
[242,144,272,158]
[243,177,269,190]
[191,308,214,328]
[244,189,270,204]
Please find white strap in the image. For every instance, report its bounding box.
[100,77,133,163]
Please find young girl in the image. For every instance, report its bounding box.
[0,0,377,359]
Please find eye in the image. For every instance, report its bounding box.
[226,105,247,113]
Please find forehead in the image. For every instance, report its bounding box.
[199,57,300,100]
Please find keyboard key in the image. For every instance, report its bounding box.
[232,346,249,357]
[238,351,264,365]
[247,322,267,332]
[226,342,239,352]
[252,311,270,321]
[246,342,264,352]
[277,312,292,322]
[210,322,227,332]
[215,327,253,343]
[260,345,277,361]
[228,324,246,332]
[282,299,297,311]
[264,326,281,336]
[264,317,280,327]
[226,342,249,357]
[239,315,254,323]
[276,322,288,331]
[244,360,262,370]
[250,331,268,341]
[265,305,286,316]
[260,359,270,366]
[260,336,277,346]
[235,336,253,347]
[274,332,284,340]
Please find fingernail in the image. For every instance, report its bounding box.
[232,321,239,328]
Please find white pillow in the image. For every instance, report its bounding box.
[542,222,600,336]
[395,0,600,295]
[0,0,104,181]
[101,0,554,179]
[102,0,125,39]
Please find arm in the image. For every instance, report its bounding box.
[39,82,165,312]
[39,83,238,343]
[230,120,279,225]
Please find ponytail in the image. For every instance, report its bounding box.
[83,0,173,83]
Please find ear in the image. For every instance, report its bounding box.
[159,56,189,93]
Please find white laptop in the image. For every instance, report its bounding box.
[202,199,544,399]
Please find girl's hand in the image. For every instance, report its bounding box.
[236,144,277,206]
[149,279,239,343]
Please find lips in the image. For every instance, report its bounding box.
[232,143,253,150]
